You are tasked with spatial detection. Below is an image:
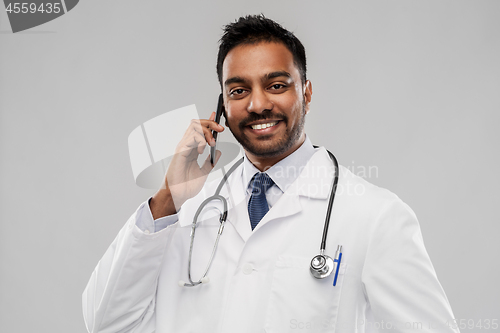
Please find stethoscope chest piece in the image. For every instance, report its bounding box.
[181,148,341,287]
[310,254,334,279]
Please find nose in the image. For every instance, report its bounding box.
[247,88,273,114]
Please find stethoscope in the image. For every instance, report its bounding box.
[179,147,339,287]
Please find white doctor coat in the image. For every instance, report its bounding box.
[83,147,459,333]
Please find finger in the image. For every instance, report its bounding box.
[191,118,224,134]
[190,130,206,147]
[209,111,215,121]
[183,119,203,144]
[201,126,216,147]
[201,150,222,174]
[188,119,224,148]
[201,123,225,147]
[177,130,207,157]
[192,131,207,155]
[200,119,225,133]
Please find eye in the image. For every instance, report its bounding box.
[269,84,286,90]
[230,88,247,96]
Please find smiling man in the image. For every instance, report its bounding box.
[83,15,459,333]
[221,41,311,169]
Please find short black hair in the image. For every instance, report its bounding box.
[216,14,307,87]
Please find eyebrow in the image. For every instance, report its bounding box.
[224,71,292,87]
[224,76,248,87]
[264,71,291,81]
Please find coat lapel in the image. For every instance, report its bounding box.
[250,147,335,233]
[178,147,336,242]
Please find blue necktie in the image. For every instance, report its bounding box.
[248,172,274,230]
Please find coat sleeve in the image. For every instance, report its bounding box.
[82,203,175,333]
[361,198,460,333]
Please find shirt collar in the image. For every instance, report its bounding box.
[242,135,316,194]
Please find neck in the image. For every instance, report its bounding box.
[245,134,305,172]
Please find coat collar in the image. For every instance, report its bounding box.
[285,146,335,200]
[178,147,336,231]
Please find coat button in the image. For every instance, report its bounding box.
[242,263,254,275]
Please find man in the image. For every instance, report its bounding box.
[83,15,459,332]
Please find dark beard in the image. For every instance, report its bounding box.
[227,103,306,158]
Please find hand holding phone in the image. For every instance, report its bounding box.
[150,97,224,219]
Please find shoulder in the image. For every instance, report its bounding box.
[338,165,400,203]
[336,164,417,224]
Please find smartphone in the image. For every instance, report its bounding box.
[210,94,224,166]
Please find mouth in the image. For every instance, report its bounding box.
[244,120,282,135]
[249,121,279,130]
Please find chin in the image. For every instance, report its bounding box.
[244,138,295,158]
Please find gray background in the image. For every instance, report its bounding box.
[1,1,499,332]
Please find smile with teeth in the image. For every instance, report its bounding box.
[250,121,278,130]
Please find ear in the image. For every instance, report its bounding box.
[303,80,313,114]
[222,105,227,120]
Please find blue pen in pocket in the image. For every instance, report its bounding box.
[333,245,343,286]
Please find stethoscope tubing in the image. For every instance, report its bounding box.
[187,194,227,286]
[184,158,244,286]
[318,148,339,253]
[183,147,339,286]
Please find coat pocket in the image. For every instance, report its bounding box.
[264,255,347,333]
